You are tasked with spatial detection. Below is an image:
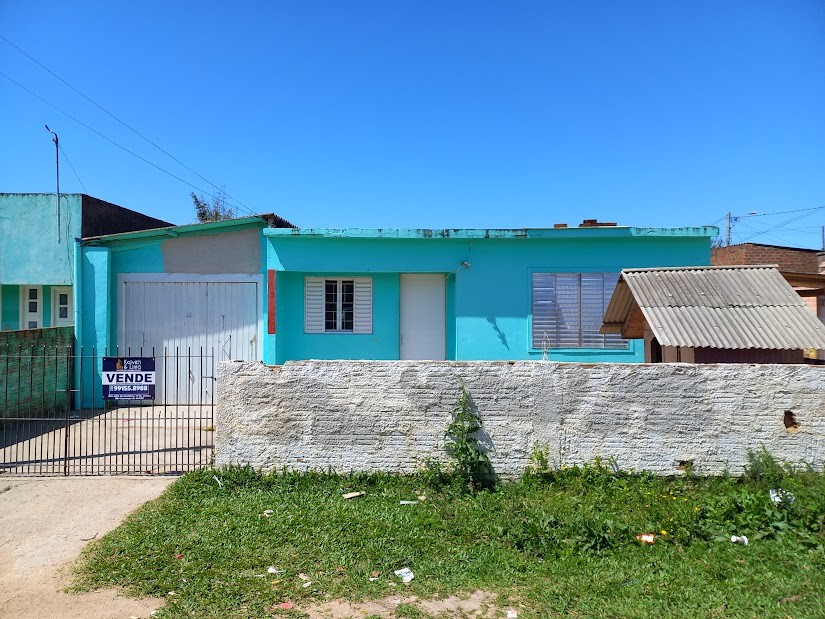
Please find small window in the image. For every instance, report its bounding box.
[59,293,68,305]
[322,279,355,332]
[28,301,38,313]
[28,321,37,329]
[306,277,372,334]
[29,289,38,300]
[532,272,628,349]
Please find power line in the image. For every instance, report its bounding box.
[739,208,824,243]
[0,34,255,216]
[738,205,825,218]
[0,70,255,215]
[57,143,88,193]
[734,221,795,247]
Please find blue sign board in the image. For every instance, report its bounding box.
[102,357,156,401]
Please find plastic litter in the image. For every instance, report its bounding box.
[399,500,418,505]
[394,567,415,583]
[262,509,274,517]
[730,535,749,545]
[369,570,380,581]
[302,581,312,588]
[343,491,365,500]
[417,495,427,501]
[635,533,656,545]
[507,611,518,619]
[213,475,223,488]
[277,601,294,610]
[267,566,284,575]
[174,553,183,560]
[769,489,795,505]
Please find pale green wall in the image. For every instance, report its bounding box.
[0,284,60,330]
[265,231,712,364]
[1,285,19,330]
[0,193,83,285]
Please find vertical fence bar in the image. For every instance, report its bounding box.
[63,345,70,476]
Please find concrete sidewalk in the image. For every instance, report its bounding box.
[0,476,174,619]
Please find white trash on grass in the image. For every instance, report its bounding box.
[394,567,415,583]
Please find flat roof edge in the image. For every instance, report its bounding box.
[264,226,719,239]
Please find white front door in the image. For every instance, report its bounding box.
[52,287,73,327]
[400,274,446,360]
[20,286,42,329]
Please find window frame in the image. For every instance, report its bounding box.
[529,270,628,350]
[324,278,355,333]
[304,276,373,335]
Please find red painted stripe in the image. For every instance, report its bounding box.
[267,270,276,334]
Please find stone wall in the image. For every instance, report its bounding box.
[215,360,825,476]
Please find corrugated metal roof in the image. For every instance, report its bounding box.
[602,265,825,350]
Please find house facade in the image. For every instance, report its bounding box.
[262,225,717,364]
[75,220,714,405]
[0,193,169,331]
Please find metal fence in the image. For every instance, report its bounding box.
[1,346,215,476]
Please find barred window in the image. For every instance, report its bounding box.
[531,273,628,349]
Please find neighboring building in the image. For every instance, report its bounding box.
[601,265,825,363]
[0,193,169,331]
[712,242,825,359]
[712,242,823,274]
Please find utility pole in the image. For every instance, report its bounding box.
[821,225,824,252]
[725,211,731,246]
[45,125,60,242]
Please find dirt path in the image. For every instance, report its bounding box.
[0,476,174,619]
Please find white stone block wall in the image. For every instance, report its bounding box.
[215,360,825,476]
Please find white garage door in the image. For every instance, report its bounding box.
[118,275,261,404]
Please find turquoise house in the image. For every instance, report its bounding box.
[75,218,715,405]
[263,224,717,364]
[0,193,168,332]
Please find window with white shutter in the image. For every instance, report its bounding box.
[531,272,627,349]
[305,277,372,334]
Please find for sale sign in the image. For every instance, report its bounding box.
[102,357,156,401]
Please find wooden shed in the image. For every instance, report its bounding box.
[601,265,825,363]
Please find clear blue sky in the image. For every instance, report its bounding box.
[2,1,823,247]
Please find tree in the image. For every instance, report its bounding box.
[191,189,236,223]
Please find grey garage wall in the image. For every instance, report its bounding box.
[215,360,825,476]
[161,227,262,274]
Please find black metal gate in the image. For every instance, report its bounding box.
[1,347,215,475]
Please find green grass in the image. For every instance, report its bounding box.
[75,461,825,618]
